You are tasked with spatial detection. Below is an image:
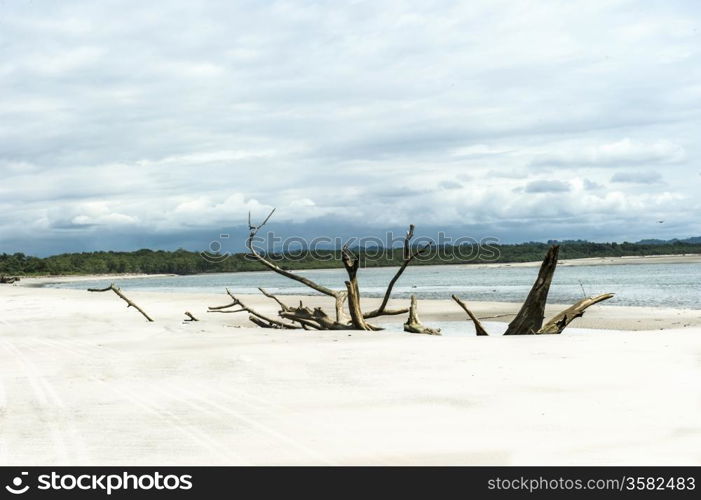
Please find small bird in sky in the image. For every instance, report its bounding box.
[657,220,665,224]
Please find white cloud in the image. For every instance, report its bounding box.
[524,180,572,193]
[611,171,664,184]
[532,138,686,167]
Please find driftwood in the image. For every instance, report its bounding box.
[0,276,20,284]
[501,245,613,335]
[538,293,615,334]
[242,209,430,331]
[451,295,489,336]
[227,212,614,336]
[258,287,294,312]
[208,289,300,329]
[184,311,199,322]
[363,224,431,318]
[246,209,349,324]
[403,295,441,335]
[87,284,154,322]
[279,304,345,330]
[503,245,559,335]
[341,245,381,331]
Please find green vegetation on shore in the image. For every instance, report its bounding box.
[2,240,700,276]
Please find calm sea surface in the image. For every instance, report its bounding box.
[46,262,701,309]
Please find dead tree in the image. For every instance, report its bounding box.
[503,245,559,335]
[451,294,489,336]
[537,293,614,334]
[404,295,441,335]
[502,245,613,335]
[87,284,154,322]
[0,276,19,284]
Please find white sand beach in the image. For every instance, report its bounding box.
[1,282,700,465]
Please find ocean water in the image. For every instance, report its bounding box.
[46,261,701,310]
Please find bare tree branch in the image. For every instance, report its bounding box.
[364,224,431,319]
[258,287,293,312]
[88,284,154,322]
[538,293,615,334]
[246,209,346,322]
[208,289,299,329]
[451,294,489,336]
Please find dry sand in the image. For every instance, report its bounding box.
[0,284,699,465]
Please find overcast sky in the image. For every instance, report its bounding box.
[1,0,700,255]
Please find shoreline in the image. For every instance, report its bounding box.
[13,252,701,287]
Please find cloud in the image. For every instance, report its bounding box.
[1,0,700,254]
[611,171,664,184]
[531,138,686,167]
[524,180,572,193]
[583,179,605,191]
[438,180,463,190]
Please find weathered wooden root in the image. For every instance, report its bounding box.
[503,245,559,335]
[404,295,441,335]
[184,311,199,322]
[451,295,489,336]
[537,293,615,334]
[0,276,20,284]
[87,284,154,322]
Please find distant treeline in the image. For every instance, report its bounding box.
[2,240,700,276]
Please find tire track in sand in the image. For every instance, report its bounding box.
[0,338,88,463]
[37,336,335,464]
[27,338,244,464]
